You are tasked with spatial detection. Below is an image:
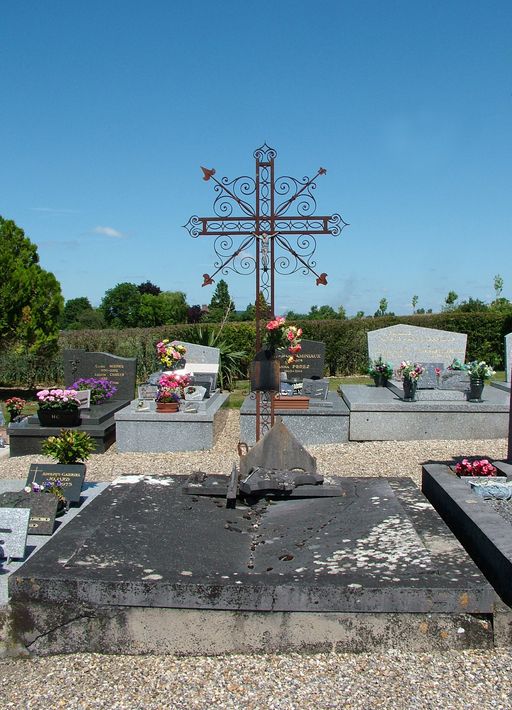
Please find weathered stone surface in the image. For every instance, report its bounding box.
[0,508,30,560]
[239,420,317,477]
[0,491,58,536]
[368,324,467,370]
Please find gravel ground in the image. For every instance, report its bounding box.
[1,409,510,708]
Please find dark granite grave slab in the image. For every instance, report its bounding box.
[7,400,129,457]
[10,476,493,615]
[422,463,512,606]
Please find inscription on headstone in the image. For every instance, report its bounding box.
[64,349,137,401]
[368,325,467,372]
[0,508,30,560]
[138,384,159,401]
[282,340,326,382]
[27,463,86,504]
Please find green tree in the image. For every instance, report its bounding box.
[0,216,63,353]
[337,305,347,319]
[412,295,418,313]
[355,310,365,318]
[443,291,458,311]
[101,282,142,328]
[160,291,189,324]
[494,274,504,300]
[374,297,388,317]
[309,304,338,319]
[73,308,105,329]
[206,279,235,321]
[62,297,92,328]
[455,298,488,313]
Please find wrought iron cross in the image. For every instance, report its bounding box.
[184,142,347,439]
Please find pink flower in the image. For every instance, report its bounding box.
[289,344,302,354]
[266,320,278,331]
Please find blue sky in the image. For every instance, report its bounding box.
[1,1,511,316]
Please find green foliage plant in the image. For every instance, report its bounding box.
[41,429,96,464]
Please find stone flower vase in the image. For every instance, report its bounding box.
[402,378,417,402]
[373,374,387,387]
[37,408,81,427]
[468,378,484,402]
[250,348,281,392]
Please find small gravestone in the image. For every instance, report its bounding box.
[64,349,137,402]
[27,463,86,504]
[302,378,329,399]
[282,340,325,382]
[368,324,466,372]
[418,363,444,389]
[0,491,58,536]
[0,508,30,560]
[149,341,220,392]
[138,384,159,401]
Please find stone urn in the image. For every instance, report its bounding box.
[402,379,417,402]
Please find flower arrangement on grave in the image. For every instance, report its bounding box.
[157,372,192,402]
[5,397,26,421]
[264,317,302,365]
[448,358,467,371]
[454,458,497,477]
[396,361,425,381]
[156,339,187,369]
[435,367,442,385]
[36,388,81,411]
[24,480,69,511]
[41,429,96,464]
[368,356,393,381]
[71,377,117,405]
[465,361,495,381]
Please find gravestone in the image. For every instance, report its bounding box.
[149,341,220,392]
[0,491,58,536]
[368,324,467,372]
[64,349,137,402]
[138,384,158,401]
[505,333,512,383]
[302,378,329,399]
[282,340,325,382]
[0,508,30,560]
[27,463,86,504]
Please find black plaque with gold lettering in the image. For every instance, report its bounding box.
[26,464,86,504]
[282,340,326,382]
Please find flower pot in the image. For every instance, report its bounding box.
[156,402,180,413]
[373,374,387,387]
[468,378,484,402]
[402,379,417,402]
[250,349,281,392]
[37,409,81,427]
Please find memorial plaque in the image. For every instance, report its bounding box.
[302,378,329,399]
[138,384,158,400]
[417,363,444,389]
[367,324,466,372]
[0,491,58,536]
[282,340,325,382]
[0,508,30,560]
[64,349,137,401]
[26,463,86,504]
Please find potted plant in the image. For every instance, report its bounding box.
[465,361,495,402]
[155,372,191,412]
[396,361,424,401]
[25,479,70,515]
[368,356,393,387]
[70,377,117,405]
[36,388,82,427]
[41,428,96,464]
[156,339,187,371]
[5,397,26,422]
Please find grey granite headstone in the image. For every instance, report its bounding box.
[150,341,220,391]
[302,378,329,399]
[282,340,325,382]
[505,333,512,383]
[0,508,30,560]
[27,463,86,504]
[368,324,466,372]
[418,363,444,389]
[0,491,58,536]
[64,349,137,402]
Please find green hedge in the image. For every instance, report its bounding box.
[1,312,511,387]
